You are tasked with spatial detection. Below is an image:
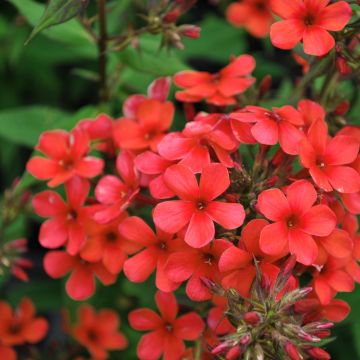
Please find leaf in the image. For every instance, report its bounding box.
[0,106,69,147]
[8,0,96,57]
[25,0,89,44]
[117,35,189,76]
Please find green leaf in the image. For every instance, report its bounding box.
[118,35,189,76]
[0,106,69,147]
[8,0,96,57]
[25,0,89,44]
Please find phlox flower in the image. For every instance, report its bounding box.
[44,250,116,300]
[174,55,255,106]
[270,0,352,56]
[119,216,187,292]
[257,180,337,265]
[153,163,245,248]
[94,151,139,223]
[129,291,204,360]
[32,176,93,255]
[26,128,104,187]
[0,298,48,347]
[164,239,232,301]
[299,119,360,193]
[72,304,128,360]
[226,0,273,38]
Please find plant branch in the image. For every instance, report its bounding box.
[97,0,109,103]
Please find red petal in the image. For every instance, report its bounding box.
[288,229,318,265]
[116,151,137,186]
[206,201,245,229]
[137,100,174,132]
[299,139,317,168]
[218,246,252,272]
[95,175,125,204]
[158,133,196,160]
[309,166,332,192]
[43,251,75,278]
[327,270,354,292]
[119,216,157,245]
[325,166,360,193]
[174,313,204,340]
[320,229,353,258]
[123,248,158,282]
[26,157,60,180]
[67,222,86,255]
[129,309,163,331]
[66,264,95,300]
[303,26,334,56]
[278,121,304,155]
[164,164,199,200]
[186,274,212,301]
[137,330,165,360]
[173,71,212,88]
[135,151,173,174]
[153,200,195,233]
[259,222,289,255]
[123,94,146,118]
[220,55,256,77]
[148,77,171,101]
[32,191,67,217]
[165,251,198,282]
[155,291,178,322]
[322,299,350,322]
[276,105,304,126]
[251,119,278,145]
[155,257,180,292]
[257,188,291,221]
[184,212,214,248]
[286,180,317,216]
[270,20,304,49]
[149,175,175,199]
[69,128,89,159]
[300,205,336,236]
[217,77,255,97]
[23,318,48,343]
[103,246,127,274]
[199,163,230,200]
[314,277,334,305]
[114,120,146,149]
[270,0,305,18]
[37,130,68,159]
[318,1,352,31]
[180,145,211,173]
[75,157,104,178]
[324,135,359,166]
[39,218,68,248]
[65,176,89,209]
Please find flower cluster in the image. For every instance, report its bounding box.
[25,55,360,357]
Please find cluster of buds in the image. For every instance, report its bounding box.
[210,257,333,360]
[145,0,200,49]
[0,239,32,281]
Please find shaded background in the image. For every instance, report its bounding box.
[0,0,359,358]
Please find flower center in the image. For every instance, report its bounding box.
[159,241,167,250]
[87,329,98,341]
[203,253,215,265]
[106,231,118,242]
[165,324,173,332]
[10,322,21,334]
[265,111,282,122]
[67,209,77,220]
[254,1,266,11]
[287,215,299,228]
[304,13,315,26]
[60,159,74,171]
[316,157,326,168]
[197,200,207,210]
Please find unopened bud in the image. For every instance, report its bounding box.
[243,312,261,326]
[284,342,302,360]
[179,25,201,39]
[226,345,242,360]
[335,100,350,116]
[315,322,333,330]
[258,75,272,98]
[307,347,331,360]
[298,329,320,342]
[240,334,251,345]
[336,56,352,76]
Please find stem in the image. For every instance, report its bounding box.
[97,0,109,103]
[319,68,339,107]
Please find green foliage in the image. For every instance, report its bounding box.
[25,0,90,44]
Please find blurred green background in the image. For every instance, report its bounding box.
[0,1,359,359]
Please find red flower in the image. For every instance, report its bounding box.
[94,151,140,223]
[0,298,48,346]
[32,177,93,255]
[129,291,204,360]
[270,0,352,56]
[44,250,116,300]
[158,118,237,172]
[73,304,128,360]
[26,128,104,187]
[135,151,175,199]
[0,345,16,360]
[297,99,325,132]
[80,213,140,275]
[230,105,304,155]
[164,239,232,300]
[257,180,336,265]
[299,119,360,193]
[119,216,187,292]
[113,98,174,152]
[226,0,273,38]
[174,55,255,106]
[153,164,245,248]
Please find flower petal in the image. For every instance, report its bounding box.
[324,135,359,166]
[270,20,304,50]
[325,166,360,193]
[259,222,289,255]
[288,229,318,265]
[286,180,317,216]
[184,212,214,248]
[206,201,245,229]
[257,188,291,221]
[300,205,336,236]
[318,1,352,31]
[174,313,204,340]
[123,248,158,282]
[303,26,334,56]
[129,309,163,331]
[199,163,230,200]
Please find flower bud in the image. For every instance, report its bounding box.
[285,342,302,360]
[336,56,352,76]
[307,347,331,360]
[335,100,350,116]
[258,75,272,98]
[243,311,261,326]
[179,25,201,39]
